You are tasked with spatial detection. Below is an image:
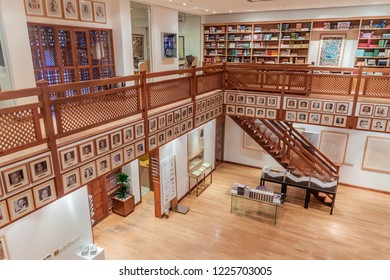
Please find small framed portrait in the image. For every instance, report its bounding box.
[206,99,211,109]
[123,145,135,163]
[166,112,174,125]
[188,105,193,117]
[181,121,187,133]
[210,109,215,118]
[310,100,322,111]
[196,102,201,113]
[321,114,334,126]
[236,95,245,104]
[166,127,174,141]
[174,124,181,137]
[187,119,193,131]
[96,156,111,177]
[256,108,266,118]
[218,106,223,114]
[286,98,297,109]
[246,96,255,105]
[323,101,335,113]
[174,109,181,122]
[111,150,123,169]
[333,116,347,127]
[62,169,81,194]
[158,115,166,129]
[45,0,62,18]
[257,96,266,106]
[266,109,277,120]
[63,0,79,20]
[216,95,220,104]
[210,97,215,106]
[33,179,57,208]
[298,100,309,110]
[96,135,109,155]
[149,118,157,134]
[297,112,308,123]
[29,155,52,182]
[236,106,245,116]
[60,147,78,170]
[181,107,188,119]
[356,117,371,130]
[374,105,389,118]
[226,93,235,103]
[135,122,145,138]
[226,105,235,114]
[123,126,134,143]
[201,100,206,112]
[2,165,30,193]
[79,0,93,22]
[7,190,34,221]
[205,112,210,121]
[267,97,277,107]
[285,111,297,122]
[135,140,145,157]
[93,1,106,23]
[359,104,374,116]
[149,135,157,150]
[199,127,205,141]
[336,102,349,114]
[371,119,386,132]
[200,114,205,123]
[24,0,45,16]
[79,141,95,162]
[81,162,96,185]
[158,131,166,146]
[309,113,321,124]
[0,201,11,228]
[195,116,200,126]
[246,107,255,117]
[110,132,123,149]
[386,121,390,133]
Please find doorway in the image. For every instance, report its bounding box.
[139,153,152,197]
[215,115,225,167]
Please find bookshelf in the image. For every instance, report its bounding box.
[227,24,253,63]
[203,24,227,64]
[252,22,281,63]
[280,21,311,64]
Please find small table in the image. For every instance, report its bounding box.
[189,162,213,196]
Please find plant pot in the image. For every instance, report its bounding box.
[112,195,135,217]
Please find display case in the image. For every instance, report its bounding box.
[188,148,204,174]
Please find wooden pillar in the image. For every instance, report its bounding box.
[149,148,162,218]
[350,66,364,129]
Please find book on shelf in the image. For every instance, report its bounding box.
[367,59,377,66]
[378,59,388,66]
[356,49,365,57]
[296,23,302,31]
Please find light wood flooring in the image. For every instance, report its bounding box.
[93,162,390,260]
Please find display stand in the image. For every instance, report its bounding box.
[76,245,105,260]
[189,162,213,196]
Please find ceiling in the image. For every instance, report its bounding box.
[131,0,390,16]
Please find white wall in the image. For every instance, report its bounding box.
[121,159,141,204]
[0,187,93,260]
[179,13,201,66]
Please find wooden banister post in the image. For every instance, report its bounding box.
[350,66,364,129]
[140,70,149,151]
[279,64,287,120]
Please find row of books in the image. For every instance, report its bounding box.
[205,34,226,41]
[253,33,279,40]
[228,25,252,33]
[356,49,390,57]
[228,42,251,49]
[228,34,252,41]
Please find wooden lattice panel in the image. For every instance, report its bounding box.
[59,89,140,134]
[364,77,390,97]
[148,78,190,108]
[310,75,352,95]
[226,71,259,89]
[261,71,283,90]
[197,73,223,95]
[286,73,308,92]
[0,109,38,152]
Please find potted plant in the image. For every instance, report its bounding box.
[112,172,135,217]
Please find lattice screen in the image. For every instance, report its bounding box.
[310,75,352,95]
[364,77,390,97]
[197,73,223,95]
[148,79,190,108]
[286,73,308,92]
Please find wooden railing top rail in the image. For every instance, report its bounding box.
[195,63,225,73]
[0,87,41,101]
[145,68,193,79]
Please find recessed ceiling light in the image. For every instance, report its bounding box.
[183,3,186,6]
[212,11,216,14]
[205,9,209,11]
[229,10,232,13]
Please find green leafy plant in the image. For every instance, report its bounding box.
[116,173,131,199]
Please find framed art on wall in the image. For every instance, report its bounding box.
[111,150,123,169]
[45,0,62,18]
[7,189,35,221]
[96,135,109,155]
[79,141,95,162]
[110,132,123,149]
[162,33,177,58]
[319,131,349,164]
[0,201,10,228]
[62,169,81,194]
[135,122,144,138]
[59,147,79,170]
[2,165,30,193]
[317,34,346,67]
[362,136,390,174]
[96,155,111,177]
[29,155,52,182]
[93,1,106,23]
[32,179,57,208]
[123,145,135,163]
[24,0,45,16]
[80,162,96,185]
[123,126,134,143]
[79,0,93,21]
[63,0,79,20]
[132,34,144,60]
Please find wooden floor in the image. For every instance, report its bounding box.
[93,162,390,260]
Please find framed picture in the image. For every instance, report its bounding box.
[302,131,320,147]
[174,109,181,122]
[267,97,277,107]
[236,95,245,104]
[32,179,57,208]
[62,169,81,194]
[199,127,204,141]
[236,106,245,116]
[205,111,210,121]
[121,126,134,144]
[188,105,193,117]
[162,32,177,58]
[93,1,106,23]
[386,121,390,133]
[195,102,201,113]
[0,201,10,228]
[111,150,123,169]
[257,96,266,106]
[226,93,235,103]
[336,102,349,114]
[2,165,30,193]
[79,141,95,162]
[132,34,144,60]
[266,109,277,119]
[310,100,322,111]
[323,101,335,113]
[286,111,297,121]
[206,99,210,109]
[362,136,390,174]
[246,96,255,105]
[79,0,93,21]
[29,155,52,182]
[166,112,174,125]
[243,132,262,151]
[356,117,372,130]
[63,0,79,20]
[149,135,157,150]
[245,107,255,117]
[149,118,157,134]
[24,0,44,16]
[135,122,145,138]
[80,162,96,185]
[181,107,188,119]
[123,145,135,163]
[110,132,122,149]
[0,236,10,260]
[135,140,145,157]
[317,34,346,67]
[60,147,78,170]
[201,100,206,111]
[178,35,185,60]
[97,155,111,177]
[359,104,374,116]
[95,135,109,155]
[321,114,334,126]
[7,189,34,221]
[226,105,235,114]
[374,105,389,118]
[371,119,386,132]
[333,115,347,127]
[181,121,187,133]
[297,112,308,123]
[256,108,266,118]
[158,131,166,146]
[319,131,349,164]
[174,124,181,137]
[195,116,200,126]
[298,100,309,110]
[309,113,321,124]
[286,98,297,109]
[187,119,193,130]
[45,0,62,18]
[166,127,174,141]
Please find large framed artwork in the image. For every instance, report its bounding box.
[162,33,177,58]
[362,136,390,174]
[132,34,144,60]
[319,131,349,164]
[317,34,346,67]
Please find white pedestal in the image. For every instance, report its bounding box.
[76,246,105,260]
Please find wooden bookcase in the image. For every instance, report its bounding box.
[252,22,281,64]
[279,21,311,64]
